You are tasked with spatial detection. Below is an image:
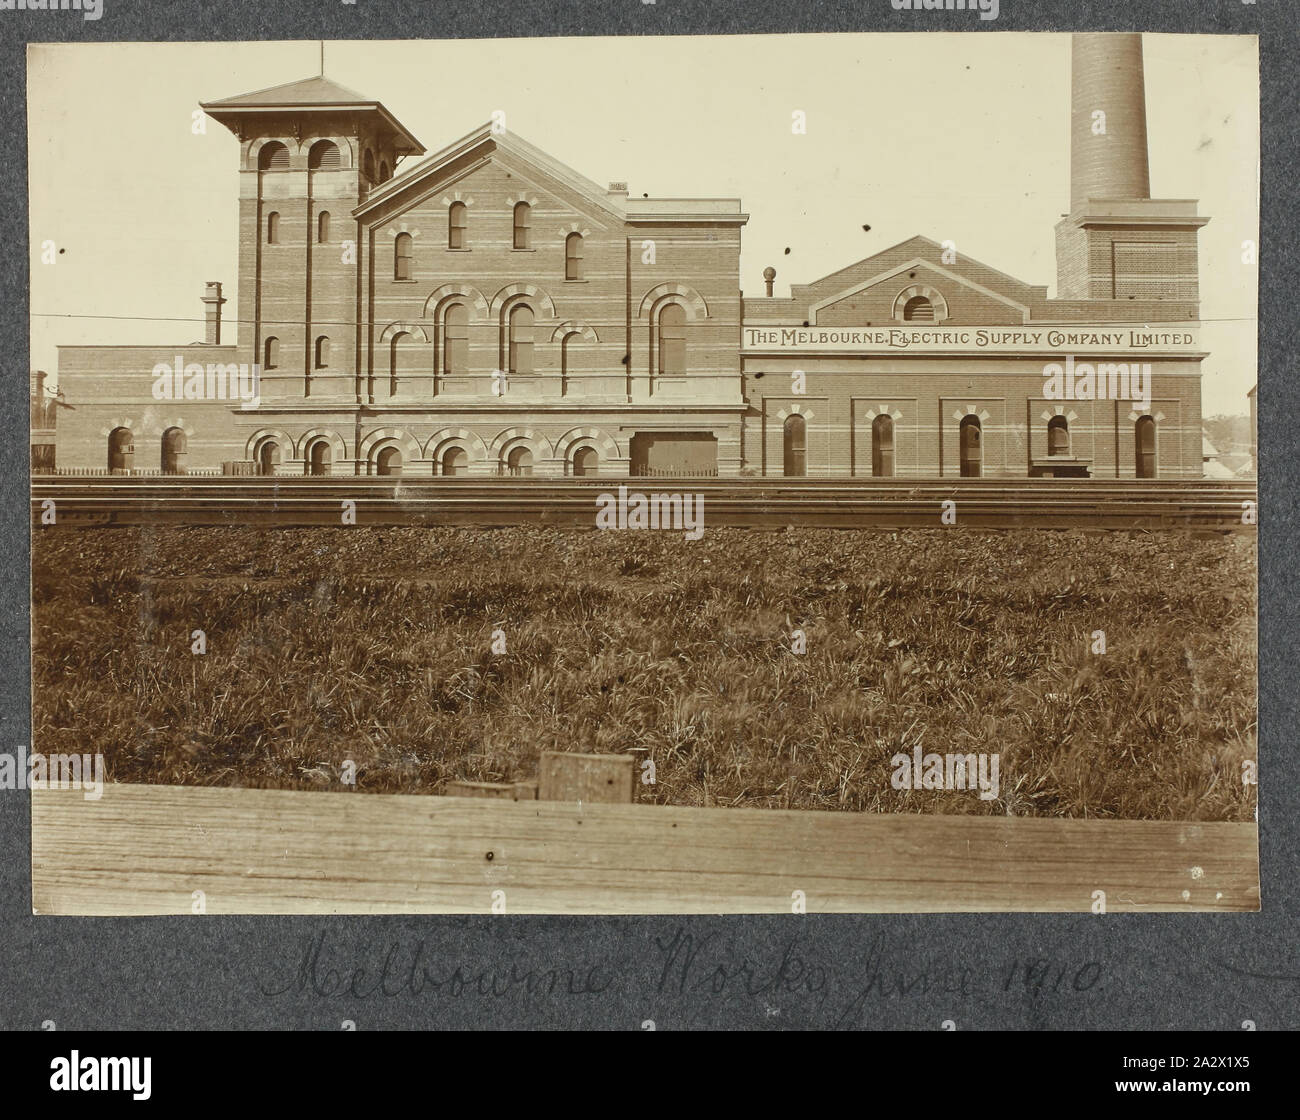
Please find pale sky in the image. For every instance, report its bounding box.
[28,33,1258,415]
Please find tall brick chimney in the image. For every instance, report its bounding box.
[1069,34,1150,213]
[201,281,226,345]
[1055,33,1208,302]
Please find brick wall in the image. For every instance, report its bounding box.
[742,358,1204,479]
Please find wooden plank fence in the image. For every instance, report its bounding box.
[30,783,1259,915]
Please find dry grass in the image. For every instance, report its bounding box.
[31,525,1256,819]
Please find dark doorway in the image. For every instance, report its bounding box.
[108,427,134,472]
[959,415,982,477]
[871,414,894,478]
[1135,415,1157,478]
[161,427,187,474]
[783,414,806,477]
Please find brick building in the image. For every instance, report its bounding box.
[53,34,1210,480]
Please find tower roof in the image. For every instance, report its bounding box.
[201,75,425,155]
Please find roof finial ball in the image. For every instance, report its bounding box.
[762,266,776,297]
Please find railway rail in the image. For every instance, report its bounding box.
[31,476,1258,531]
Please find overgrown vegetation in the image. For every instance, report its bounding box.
[32,526,1256,819]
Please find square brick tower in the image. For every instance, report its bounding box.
[1054,34,1210,302]
[201,76,425,405]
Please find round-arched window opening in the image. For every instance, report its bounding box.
[1048,415,1070,457]
[572,446,598,477]
[1135,415,1157,479]
[258,141,289,171]
[108,426,134,472]
[959,415,982,478]
[441,446,468,477]
[308,440,332,477]
[308,140,341,170]
[871,413,895,478]
[258,441,280,476]
[903,296,934,322]
[161,427,188,474]
[783,414,806,478]
[506,446,534,477]
[376,446,402,477]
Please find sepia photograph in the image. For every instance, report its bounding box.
[25,31,1259,915]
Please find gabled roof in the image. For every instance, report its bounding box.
[201,75,425,156]
[757,236,1039,325]
[353,122,624,222]
[796,235,1044,305]
[354,122,747,226]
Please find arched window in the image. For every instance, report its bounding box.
[448,201,467,249]
[263,336,280,370]
[561,331,578,395]
[507,303,535,375]
[394,232,413,281]
[872,414,895,478]
[317,211,330,243]
[513,202,531,249]
[389,331,407,391]
[363,149,375,183]
[658,303,687,377]
[389,330,423,397]
[376,446,402,477]
[903,296,934,322]
[506,446,534,477]
[314,336,330,369]
[161,427,187,474]
[266,211,280,244]
[258,142,289,171]
[308,140,340,170]
[783,414,807,477]
[307,440,332,477]
[258,440,280,476]
[379,160,390,183]
[959,415,982,477]
[443,304,469,376]
[441,446,469,476]
[1135,415,1157,478]
[1048,415,1070,457]
[572,446,598,477]
[565,233,584,280]
[107,426,133,472]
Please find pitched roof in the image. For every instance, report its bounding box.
[795,235,1044,304]
[201,75,425,156]
[203,75,376,108]
[354,121,746,225]
[355,122,622,221]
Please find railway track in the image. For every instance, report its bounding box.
[31,476,1258,531]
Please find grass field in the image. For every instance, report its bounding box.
[31,526,1257,819]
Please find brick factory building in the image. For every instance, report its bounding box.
[53,33,1210,480]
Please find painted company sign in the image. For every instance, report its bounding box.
[741,325,1201,355]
